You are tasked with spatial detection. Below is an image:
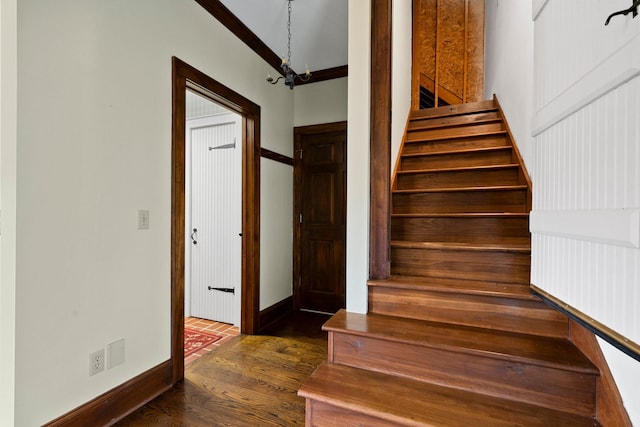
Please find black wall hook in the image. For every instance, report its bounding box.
[605,0,640,25]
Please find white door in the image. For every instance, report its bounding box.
[186,112,242,325]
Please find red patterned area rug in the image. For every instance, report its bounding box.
[184,328,222,356]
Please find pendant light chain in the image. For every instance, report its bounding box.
[265,0,310,89]
[287,0,292,65]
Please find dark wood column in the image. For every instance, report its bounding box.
[369,0,392,280]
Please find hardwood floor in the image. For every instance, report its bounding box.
[116,311,329,426]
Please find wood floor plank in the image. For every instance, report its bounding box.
[116,312,329,427]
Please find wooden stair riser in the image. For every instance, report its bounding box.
[329,332,597,417]
[392,188,529,214]
[409,99,498,120]
[391,215,530,244]
[390,246,531,283]
[368,286,568,338]
[408,110,500,130]
[403,133,508,155]
[395,166,521,190]
[408,121,504,141]
[400,147,514,170]
[407,121,505,141]
[306,400,392,427]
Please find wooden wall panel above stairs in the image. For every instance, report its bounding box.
[413,0,485,109]
[299,99,606,426]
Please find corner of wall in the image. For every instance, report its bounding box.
[1,0,18,424]
[345,0,371,315]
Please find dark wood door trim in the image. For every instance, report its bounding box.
[172,57,261,384]
[369,0,392,280]
[293,121,348,311]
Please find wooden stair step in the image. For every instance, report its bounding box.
[391,213,530,244]
[390,240,530,252]
[407,120,504,141]
[390,241,531,283]
[324,310,595,376]
[368,276,569,338]
[403,132,509,155]
[392,186,529,214]
[395,164,521,190]
[400,146,514,170]
[322,311,597,416]
[368,275,537,300]
[407,128,506,143]
[300,362,600,426]
[408,110,500,130]
[409,99,497,120]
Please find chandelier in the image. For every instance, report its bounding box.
[266,0,311,89]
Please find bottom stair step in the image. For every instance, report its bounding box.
[299,362,601,427]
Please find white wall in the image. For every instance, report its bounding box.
[15,0,293,425]
[293,77,348,127]
[530,0,640,423]
[484,0,534,170]
[391,0,413,175]
[260,159,294,310]
[1,0,17,424]
[345,0,371,314]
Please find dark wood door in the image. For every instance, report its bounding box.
[294,122,347,313]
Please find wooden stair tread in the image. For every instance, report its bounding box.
[393,184,528,194]
[299,362,601,427]
[406,129,507,143]
[323,311,597,374]
[408,117,503,132]
[391,240,530,252]
[397,163,519,175]
[391,212,529,218]
[368,275,537,300]
[409,100,497,119]
[402,145,512,158]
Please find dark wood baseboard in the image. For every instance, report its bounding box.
[532,284,633,425]
[569,320,633,426]
[44,360,173,427]
[259,296,294,333]
[531,284,640,362]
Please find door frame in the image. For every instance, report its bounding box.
[171,57,261,384]
[293,121,348,311]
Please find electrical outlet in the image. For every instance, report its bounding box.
[89,349,105,376]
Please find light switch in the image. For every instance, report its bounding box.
[137,210,149,230]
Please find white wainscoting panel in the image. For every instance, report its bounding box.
[533,0,638,113]
[532,0,640,347]
[530,209,640,248]
[531,234,639,342]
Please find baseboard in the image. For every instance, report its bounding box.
[531,284,640,362]
[44,360,173,427]
[569,320,633,426]
[259,296,294,332]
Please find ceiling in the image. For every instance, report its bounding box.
[218,0,348,74]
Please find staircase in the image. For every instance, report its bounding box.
[298,99,602,426]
